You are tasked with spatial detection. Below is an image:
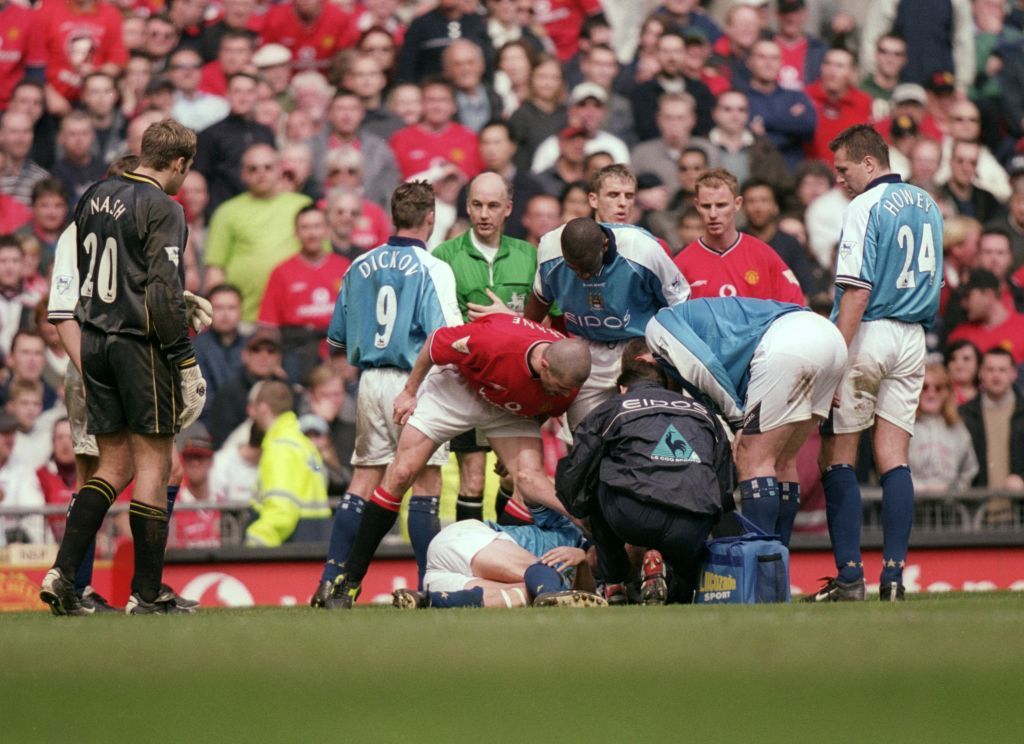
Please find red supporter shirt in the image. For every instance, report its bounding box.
[0,4,46,110]
[0,195,31,233]
[37,462,74,542]
[199,61,228,97]
[675,233,805,303]
[258,252,350,329]
[534,0,602,61]
[776,35,809,90]
[261,3,359,74]
[947,312,1024,364]
[389,123,482,181]
[40,0,128,102]
[429,314,578,418]
[804,82,874,164]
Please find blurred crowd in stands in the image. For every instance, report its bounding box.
[1,0,1023,548]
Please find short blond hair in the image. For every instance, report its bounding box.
[140,118,197,170]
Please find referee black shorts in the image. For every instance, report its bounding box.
[81,326,182,436]
[449,428,490,454]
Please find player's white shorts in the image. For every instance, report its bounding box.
[423,518,515,593]
[408,367,542,445]
[566,338,630,432]
[828,318,925,435]
[353,367,449,467]
[65,364,99,457]
[743,311,848,433]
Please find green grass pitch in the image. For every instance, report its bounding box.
[2,593,1023,743]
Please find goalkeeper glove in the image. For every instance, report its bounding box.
[183,291,213,334]
[179,363,207,429]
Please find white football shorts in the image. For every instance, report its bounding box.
[353,367,449,467]
[423,519,515,593]
[65,364,99,457]
[828,318,925,435]
[743,311,848,433]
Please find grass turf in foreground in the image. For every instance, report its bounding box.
[2,592,1023,743]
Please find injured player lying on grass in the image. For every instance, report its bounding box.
[392,506,607,608]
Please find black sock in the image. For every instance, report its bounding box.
[493,486,513,519]
[54,479,116,578]
[455,497,483,522]
[344,499,400,584]
[129,500,170,603]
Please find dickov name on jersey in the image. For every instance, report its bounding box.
[356,248,420,278]
[89,195,127,221]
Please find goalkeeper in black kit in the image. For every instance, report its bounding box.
[40,119,208,616]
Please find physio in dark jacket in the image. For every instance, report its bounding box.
[556,340,734,603]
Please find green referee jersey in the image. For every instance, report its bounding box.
[431,230,538,321]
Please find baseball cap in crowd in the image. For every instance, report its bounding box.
[636,172,664,190]
[253,43,292,69]
[963,268,1000,293]
[890,114,918,139]
[0,411,17,433]
[298,413,330,437]
[682,26,708,44]
[246,327,282,352]
[144,77,175,96]
[925,71,956,95]
[1006,154,1024,177]
[891,83,927,106]
[569,82,608,106]
[777,0,806,13]
[180,435,214,459]
[559,125,588,140]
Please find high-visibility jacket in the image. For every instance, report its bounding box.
[245,412,331,547]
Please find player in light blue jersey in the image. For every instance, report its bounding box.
[646,298,847,544]
[808,125,945,603]
[527,209,690,429]
[312,181,462,609]
[391,507,603,609]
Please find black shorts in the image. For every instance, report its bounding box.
[449,428,490,454]
[82,326,182,436]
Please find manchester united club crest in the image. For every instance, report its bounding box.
[588,291,604,310]
[744,269,760,285]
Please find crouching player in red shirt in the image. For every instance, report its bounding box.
[331,313,595,608]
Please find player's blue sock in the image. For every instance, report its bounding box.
[321,494,366,583]
[407,495,440,589]
[165,485,179,518]
[740,476,780,535]
[427,587,484,608]
[776,481,800,547]
[880,465,913,585]
[822,465,863,583]
[74,540,96,595]
[524,562,564,600]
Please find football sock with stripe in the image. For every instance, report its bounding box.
[129,500,170,603]
[740,476,780,535]
[427,587,484,608]
[455,497,483,522]
[343,487,402,584]
[407,495,440,589]
[321,494,366,584]
[822,464,864,583]
[54,479,117,580]
[880,465,913,585]
[776,481,801,547]
[499,498,535,526]
[524,562,564,601]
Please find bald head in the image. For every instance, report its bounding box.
[542,338,592,390]
[467,171,512,243]
[560,217,607,279]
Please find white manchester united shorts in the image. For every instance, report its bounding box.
[408,367,542,445]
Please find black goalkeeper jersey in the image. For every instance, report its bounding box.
[72,171,194,366]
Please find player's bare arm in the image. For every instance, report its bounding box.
[54,320,84,375]
[834,286,871,348]
[524,291,551,322]
[394,336,436,425]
